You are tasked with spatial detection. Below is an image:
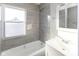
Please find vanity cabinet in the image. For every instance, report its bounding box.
[46,44,64,56]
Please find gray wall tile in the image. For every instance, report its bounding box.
[1,3,39,51]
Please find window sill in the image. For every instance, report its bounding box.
[58,28,78,33]
[4,35,26,40]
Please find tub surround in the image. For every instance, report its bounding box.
[2,41,45,56]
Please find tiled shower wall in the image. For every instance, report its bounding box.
[1,3,39,51]
[39,3,50,42]
[39,3,59,42]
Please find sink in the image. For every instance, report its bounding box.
[46,37,71,55]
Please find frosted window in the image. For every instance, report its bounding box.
[5,7,26,37]
[67,6,77,29]
[5,23,26,37]
[59,5,77,29]
[59,10,65,28]
[5,7,25,22]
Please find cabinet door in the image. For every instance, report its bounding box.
[46,44,64,56]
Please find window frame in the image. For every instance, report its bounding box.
[1,4,27,39]
[57,3,78,33]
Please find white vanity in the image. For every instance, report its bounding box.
[45,3,78,56]
[45,35,78,56]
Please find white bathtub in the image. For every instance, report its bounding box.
[2,40,45,56]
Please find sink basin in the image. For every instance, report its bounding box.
[46,37,71,55]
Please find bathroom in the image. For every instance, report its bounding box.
[0,3,78,56]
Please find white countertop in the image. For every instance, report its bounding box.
[45,37,78,56]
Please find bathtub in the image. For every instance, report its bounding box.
[2,40,45,56]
